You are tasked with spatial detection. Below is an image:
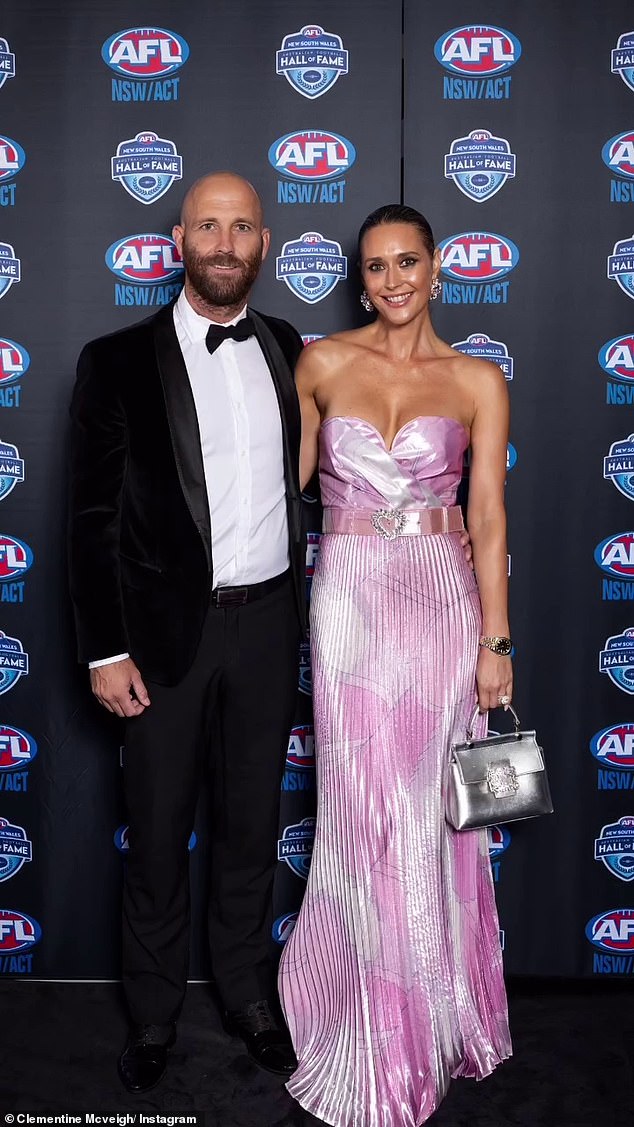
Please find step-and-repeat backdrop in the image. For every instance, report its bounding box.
[0,1,633,981]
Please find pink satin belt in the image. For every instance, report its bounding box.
[322,505,464,538]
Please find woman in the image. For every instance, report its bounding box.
[278,204,512,1126]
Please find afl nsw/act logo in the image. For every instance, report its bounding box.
[439,232,518,305]
[0,38,15,89]
[603,131,634,203]
[611,32,634,92]
[599,627,634,694]
[276,26,348,99]
[112,132,182,204]
[604,434,634,500]
[608,236,634,299]
[444,130,516,202]
[600,335,634,387]
[0,909,41,953]
[106,234,183,307]
[269,130,355,205]
[435,25,520,100]
[586,908,634,952]
[276,232,347,304]
[591,723,634,771]
[0,243,20,301]
[595,532,634,578]
[0,535,32,582]
[277,817,315,878]
[595,816,634,881]
[452,333,513,380]
[0,816,32,881]
[487,825,511,859]
[0,339,29,387]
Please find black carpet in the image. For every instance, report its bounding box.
[1,979,632,1125]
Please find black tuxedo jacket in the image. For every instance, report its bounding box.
[69,302,305,685]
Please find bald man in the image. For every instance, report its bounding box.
[69,173,305,1091]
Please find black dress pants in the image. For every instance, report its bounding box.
[121,576,300,1024]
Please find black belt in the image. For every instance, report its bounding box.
[210,568,290,608]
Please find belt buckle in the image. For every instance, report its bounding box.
[213,586,248,608]
[370,508,406,540]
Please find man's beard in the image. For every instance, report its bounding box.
[181,239,263,309]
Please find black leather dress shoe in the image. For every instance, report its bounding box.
[118,1023,176,1093]
[223,1000,297,1076]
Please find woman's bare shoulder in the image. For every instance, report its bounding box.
[297,327,372,378]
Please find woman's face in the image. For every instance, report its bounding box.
[360,222,440,323]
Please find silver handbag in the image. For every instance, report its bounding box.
[446,705,553,830]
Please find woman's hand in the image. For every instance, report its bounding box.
[475,648,513,713]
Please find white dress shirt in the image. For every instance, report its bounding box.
[89,289,289,668]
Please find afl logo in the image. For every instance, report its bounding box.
[0,535,32,581]
[102,28,189,78]
[0,136,25,184]
[0,908,41,952]
[586,908,634,951]
[269,131,355,180]
[590,723,634,769]
[105,234,183,285]
[0,725,37,771]
[594,532,634,578]
[272,911,298,944]
[439,232,519,283]
[599,335,634,384]
[434,25,521,75]
[487,824,511,859]
[602,131,634,181]
[611,32,634,93]
[287,724,315,770]
[0,339,29,387]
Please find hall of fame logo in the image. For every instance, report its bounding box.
[507,443,517,471]
[0,243,20,300]
[604,434,634,500]
[608,235,634,299]
[277,817,315,878]
[0,816,32,881]
[0,441,24,500]
[595,816,634,881]
[111,131,182,204]
[276,232,347,304]
[611,32,634,92]
[0,135,25,184]
[299,639,312,695]
[599,627,634,694]
[0,38,15,89]
[0,339,29,388]
[452,333,513,380]
[444,129,516,202]
[306,531,321,597]
[276,25,348,99]
[0,632,28,695]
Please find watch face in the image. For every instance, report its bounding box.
[496,639,512,655]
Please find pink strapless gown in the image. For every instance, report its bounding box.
[278,416,511,1127]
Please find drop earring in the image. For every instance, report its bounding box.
[360,290,374,312]
[430,278,442,301]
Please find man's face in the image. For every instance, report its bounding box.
[173,177,270,309]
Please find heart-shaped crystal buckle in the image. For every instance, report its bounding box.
[370,508,406,540]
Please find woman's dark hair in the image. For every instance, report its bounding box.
[358,204,435,259]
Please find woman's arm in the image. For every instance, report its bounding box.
[296,346,323,491]
[466,361,513,712]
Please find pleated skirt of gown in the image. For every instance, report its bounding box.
[278,528,511,1127]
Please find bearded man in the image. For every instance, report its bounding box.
[69,173,305,1091]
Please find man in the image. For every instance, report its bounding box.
[69,173,305,1092]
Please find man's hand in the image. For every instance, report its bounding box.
[90,658,151,718]
[459,529,473,569]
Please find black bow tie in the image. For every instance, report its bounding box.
[205,317,255,355]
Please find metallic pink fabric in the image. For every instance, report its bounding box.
[278,416,511,1127]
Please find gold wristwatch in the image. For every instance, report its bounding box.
[479,636,512,656]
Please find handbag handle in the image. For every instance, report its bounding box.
[466,703,521,743]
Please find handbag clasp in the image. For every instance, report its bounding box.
[486,759,520,799]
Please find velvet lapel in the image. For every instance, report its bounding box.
[153,304,212,570]
[249,309,301,504]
